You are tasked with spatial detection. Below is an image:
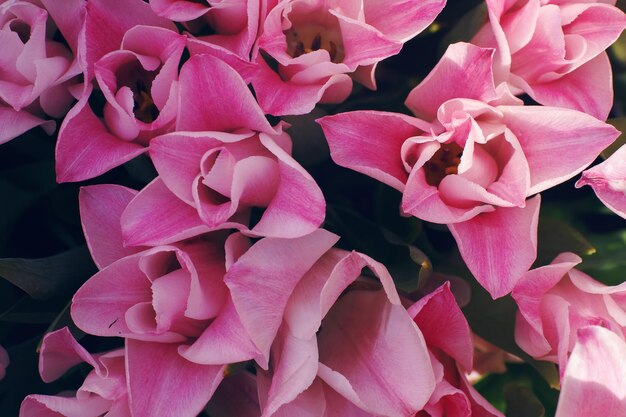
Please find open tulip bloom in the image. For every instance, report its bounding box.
[2,0,626,416]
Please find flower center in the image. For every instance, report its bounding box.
[285,23,344,63]
[423,142,463,187]
[133,79,159,123]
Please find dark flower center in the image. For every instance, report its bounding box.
[285,24,344,63]
[423,142,463,187]
[132,79,159,123]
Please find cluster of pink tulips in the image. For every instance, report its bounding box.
[1,0,626,416]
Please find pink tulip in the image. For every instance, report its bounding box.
[576,143,626,219]
[150,0,260,58]
[120,54,325,246]
[554,326,626,417]
[513,252,626,373]
[257,247,436,416]
[0,0,84,144]
[20,327,131,417]
[251,0,446,115]
[474,0,626,120]
[409,283,504,417]
[56,25,186,182]
[319,42,619,298]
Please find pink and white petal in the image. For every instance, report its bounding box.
[205,371,260,417]
[576,145,626,219]
[407,283,473,370]
[121,178,210,247]
[362,0,446,43]
[19,394,112,417]
[0,106,55,145]
[126,339,224,417]
[448,195,541,299]
[499,106,619,195]
[79,185,145,269]
[402,168,495,224]
[177,54,272,133]
[554,326,626,417]
[405,43,498,121]
[319,111,429,191]
[317,290,435,416]
[261,326,319,417]
[71,253,150,337]
[249,135,325,238]
[512,252,582,333]
[82,0,175,81]
[225,229,339,361]
[38,327,100,383]
[55,94,146,183]
[330,12,402,70]
[179,298,261,366]
[525,53,614,121]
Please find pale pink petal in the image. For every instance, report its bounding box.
[405,43,498,121]
[261,326,319,417]
[19,394,112,417]
[177,54,272,133]
[362,0,446,42]
[576,143,626,219]
[40,0,85,53]
[448,195,541,298]
[126,339,224,417]
[555,326,626,417]
[317,290,435,416]
[408,283,473,370]
[499,106,619,195]
[524,53,614,120]
[79,185,145,269]
[121,178,210,247]
[38,327,100,383]
[319,111,430,191]
[55,92,147,183]
[0,105,55,145]
[249,134,325,238]
[225,229,339,361]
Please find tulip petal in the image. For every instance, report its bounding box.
[38,327,99,383]
[499,105,619,195]
[126,339,224,417]
[449,195,541,298]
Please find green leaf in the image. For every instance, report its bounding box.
[602,117,626,160]
[536,218,596,266]
[504,382,546,417]
[438,2,487,56]
[0,246,96,300]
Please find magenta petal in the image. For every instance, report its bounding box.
[55,93,146,182]
[71,253,150,337]
[225,230,339,361]
[319,111,428,191]
[38,327,99,383]
[121,178,209,247]
[500,106,619,195]
[449,195,541,298]
[576,143,626,219]
[405,43,498,121]
[555,326,626,417]
[525,53,614,121]
[126,339,224,417]
[179,298,261,365]
[408,283,473,370]
[80,185,144,269]
[177,54,272,133]
[317,290,435,416]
